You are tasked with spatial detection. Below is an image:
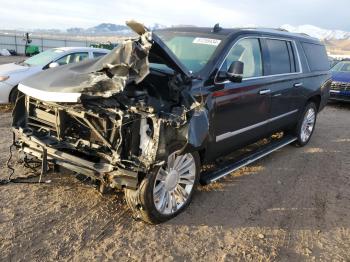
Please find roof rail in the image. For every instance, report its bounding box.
[276,28,312,37]
[243,27,290,32]
[234,27,313,38]
[298,32,311,37]
[276,28,289,32]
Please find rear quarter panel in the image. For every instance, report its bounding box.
[293,41,331,114]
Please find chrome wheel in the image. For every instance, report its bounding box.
[153,152,196,215]
[300,107,316,143]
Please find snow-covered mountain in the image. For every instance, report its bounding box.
[86,23,130,34]
[280,24,350,40]
[66,23,167,35]
[50,23,350,40]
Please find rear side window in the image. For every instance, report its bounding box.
[266,39,295,75]
[301,42,329,72]
[56,52,89,65]
[93,52,107,58]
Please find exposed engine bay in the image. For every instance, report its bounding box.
[12,21,209,190]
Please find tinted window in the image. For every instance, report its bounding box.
[302,42,329,72]
[55,52,89,66]
[223,38,263,78]
[331,61,350,72]
[266,39,293,75]
[93,52,107,58]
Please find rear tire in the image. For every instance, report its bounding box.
[292,102,317,147]
[125,149,200,224]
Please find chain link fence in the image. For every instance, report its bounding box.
[0,32,98,55]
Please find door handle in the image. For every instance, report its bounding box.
[294,82,303,87]
[259,89,271,95]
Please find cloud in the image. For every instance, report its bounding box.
[0,0,349,30]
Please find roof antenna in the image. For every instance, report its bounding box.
[212,23,222,33]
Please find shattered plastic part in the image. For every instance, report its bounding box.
[187,108,209,148]
[18,29,153,100]
[139,118,151,156]
[80,30,153,97]
[136,113,161,165]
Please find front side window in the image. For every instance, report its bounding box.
[55,52,89,66]
[266,39,293,75]
[222,38,263,78]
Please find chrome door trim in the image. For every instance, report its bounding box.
[293,82,303,87]
[259,89,271,95]
[216,109,298,142]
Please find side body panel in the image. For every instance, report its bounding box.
[208,78,271,158]
[197,32,331,162]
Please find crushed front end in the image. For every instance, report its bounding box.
[11,21,208,190]
[15,97,162,189]
[13,95,164,189]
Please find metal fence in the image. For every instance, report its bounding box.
[0,33,97,55]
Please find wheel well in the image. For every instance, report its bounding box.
[307,95,321,111]
[9,85,18,101]
[198,148,206,165]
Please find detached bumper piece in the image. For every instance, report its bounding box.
[15,128,139,189]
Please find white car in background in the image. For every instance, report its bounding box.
[0,47,109,104]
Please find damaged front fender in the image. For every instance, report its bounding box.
[187,107,210,149]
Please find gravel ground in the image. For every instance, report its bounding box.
[0,55,26,64]
[0,56,350,261]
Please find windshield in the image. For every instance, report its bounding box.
[331,61,350,72]
[24,49,65,66]
[155,31,223,73]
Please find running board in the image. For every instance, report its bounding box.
[200,135,297,185]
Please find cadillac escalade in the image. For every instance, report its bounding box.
[12,21,331,223]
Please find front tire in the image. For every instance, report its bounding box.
[125,150,200,224]
[293,102,317,147]
[9,87,18,104]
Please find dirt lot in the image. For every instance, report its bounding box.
[0,57,350,261]
[0,56,26,64]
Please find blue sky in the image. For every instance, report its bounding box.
[0,0,349,31]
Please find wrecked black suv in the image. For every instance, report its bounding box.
[12,21,331,223]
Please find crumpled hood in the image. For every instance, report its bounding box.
[332,71,350,83]
[19,20,191,103]
[0,63,30,75]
